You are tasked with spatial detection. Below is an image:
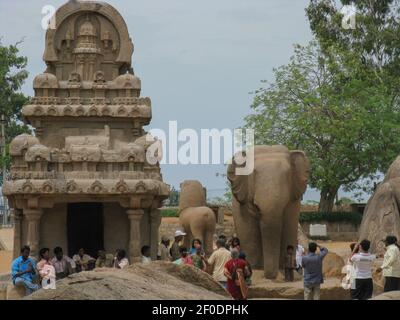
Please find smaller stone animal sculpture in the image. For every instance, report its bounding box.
[179,180,216,256]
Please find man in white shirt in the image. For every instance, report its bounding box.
[114,249,129,269]
[204,239,232,288]
[73,248,95,272]
[350,239,375,300]
[377,235,400,292]
[141,245,152,264]
[296,243,305,273]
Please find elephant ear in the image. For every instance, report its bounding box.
[227,152,249,204]
[290,150,310,201]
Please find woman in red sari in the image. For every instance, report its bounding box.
[224,249,249,300]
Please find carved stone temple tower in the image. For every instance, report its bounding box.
[3,1,170,262]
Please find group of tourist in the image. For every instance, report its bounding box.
[11,245,130,296]
[292,234,400,300]
[341,235,400,300]
[12,230,400,300]
[153,230,252,300]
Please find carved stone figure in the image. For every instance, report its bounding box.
[4,1,169,262]
[227,145,310,279]
[358,156,400,255]
[179,180,216,256]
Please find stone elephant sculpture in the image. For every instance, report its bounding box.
[179,180,216,256]
[227,145,310,278]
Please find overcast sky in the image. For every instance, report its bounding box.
[0,0,339,201]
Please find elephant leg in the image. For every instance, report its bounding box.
[260,217,283,279]
[183,227,193,250]
[232,198,262,268]
[280,200,301,268]
[204,230,214,257]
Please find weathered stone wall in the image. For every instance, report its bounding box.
[301,221,359,241]
[40,204,68,251]
[159,216,358,242]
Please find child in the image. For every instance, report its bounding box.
[285,245,296,282]
[173,247,193,266]
[239,252,253,286]
[141,245,152,264]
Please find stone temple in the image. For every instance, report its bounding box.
[3,1,170,263]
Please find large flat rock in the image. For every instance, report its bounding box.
[25,261,230,300]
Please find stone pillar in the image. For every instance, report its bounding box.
[127,209,144,263]
[11,209,22,259]
[150,209,161,260]
[24,208,43,259]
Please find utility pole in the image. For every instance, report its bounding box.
[0,114,6,226]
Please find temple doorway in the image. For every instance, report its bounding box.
[67,203,104,258]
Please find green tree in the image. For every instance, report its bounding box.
[306,1,400,118]
[0,41,30,183]
[168,186,180,207]
[245,41,400,213]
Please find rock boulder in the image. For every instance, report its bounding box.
[25,261,230,300]
[358,156,400,255]
[323,252,345,278]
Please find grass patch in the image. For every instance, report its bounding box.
[160,208,179,217]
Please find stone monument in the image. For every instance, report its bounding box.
[358,156,400,254]
[3,1,170,263]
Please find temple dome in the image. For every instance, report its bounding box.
[33,73,58,89]
[114,73,141,90]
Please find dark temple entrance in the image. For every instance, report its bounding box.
[67,203,104,258]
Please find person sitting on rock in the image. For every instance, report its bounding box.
[37,248,56,290]
[157,235,171,261]
[51,247,76,280]
[95,250,114,268]
[73,248,96,272]
[173,247,193,266]
[11,245,39,296]
[285,245,296,282]
[141,246,152,264]
[113,249,129,269]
